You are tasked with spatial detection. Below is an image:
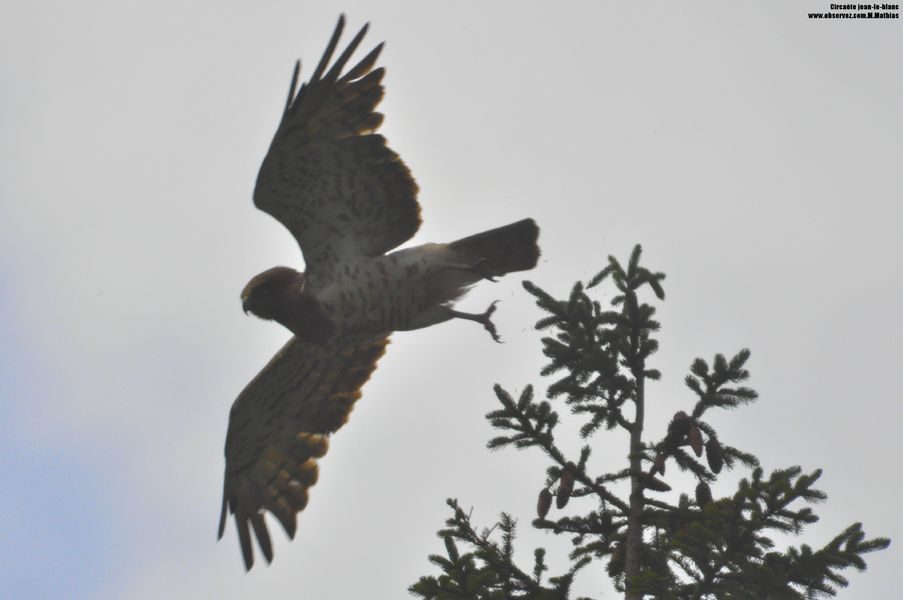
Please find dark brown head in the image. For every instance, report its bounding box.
[241,266,304,321]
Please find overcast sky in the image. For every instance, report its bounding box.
[2,1,900,598]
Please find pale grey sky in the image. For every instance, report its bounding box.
[1,1,900,598]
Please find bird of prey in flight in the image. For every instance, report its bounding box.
[218,15,540,570]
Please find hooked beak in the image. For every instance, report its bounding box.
[241,296,250,315]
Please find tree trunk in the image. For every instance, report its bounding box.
[624,373,646,599]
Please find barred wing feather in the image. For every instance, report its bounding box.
[253,15,421,281]
[218,334,389,569]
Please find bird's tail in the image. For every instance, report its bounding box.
[448,218,540,275]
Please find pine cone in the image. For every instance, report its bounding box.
[663,433,680,454]
[688,424,704,457]
[537,488,552,519]
[641,472,672,493]
[705,437,723,474]
[607,545,624,577]
[600,511,613,534]
[668,411,692,438]
[556,467,575,509]
[651,453,667,476]
[696,481,713,507]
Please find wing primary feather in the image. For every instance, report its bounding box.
[217,485,229,539]
[311,14,346,83]
[235,512,255,570]
[250,513,274,563]
[323,22,370,83]
[270,503,298,539]
[284,60,301,115]
[338,42,384,84]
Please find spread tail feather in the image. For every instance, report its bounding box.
[449,218,540,275]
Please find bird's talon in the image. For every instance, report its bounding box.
[475,258,499,282]
[447,301,503,342]
[480,301,502,343]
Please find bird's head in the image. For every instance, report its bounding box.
[241,266,304,321]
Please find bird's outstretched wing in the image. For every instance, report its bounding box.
[218,334,389,569]
[254,15,421,281]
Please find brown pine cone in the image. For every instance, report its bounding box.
[607,545,624,577]
[537,488,552,519]
[696,481,713,507]
[668,411,692,438]
[688,424,704,457]
[652,452,667,476]
[556,468,575,509]
[600,511,613,533]
[641,472,672,493]
[705,437,723,474]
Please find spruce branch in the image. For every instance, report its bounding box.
[410,499,592,599]
[486,383,629,514]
